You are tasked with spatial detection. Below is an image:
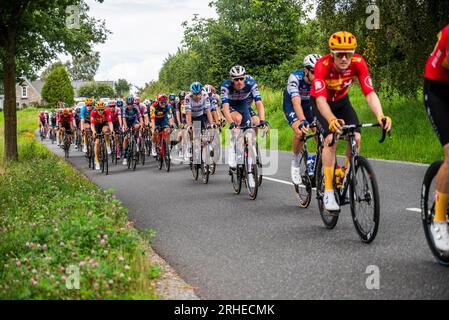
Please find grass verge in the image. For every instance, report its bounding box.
[0,108,160,299]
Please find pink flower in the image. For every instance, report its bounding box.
[43,244,48,251]
[100,239,105,246]
[89,258,95,265]
[30,279,38,286]
[60,267,65,273]
[79,261,85,267]
[50,275,55,280]
[124,265,130,271]
[88,211,93,216]
[103,234,108,239]
[61,276,66,281]
[103,250,109,257]
[118,256,124,262]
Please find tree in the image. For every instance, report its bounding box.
[0,0,109,161]
[115,78,131,97]
[78,81,114,99]
[40,61,68,81]
[41,66,74,106]
[66,51,100,81]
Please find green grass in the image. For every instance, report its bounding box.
[0,108,160,299]
[260,86,443,164]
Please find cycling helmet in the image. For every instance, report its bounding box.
[157,94,168,102]
[95,100,105,110]
[168,93,176,101]
[134,97,141,104]
[108,100,116,107]
[204,84,216,96]
[126,96,134,105]
[50,109,55,113]
[178,91,186,99]
[229,65,246,79]
[75,107,81,113]
[116,100,124,107]
[63,108,70,115]
[329,31,357,51]
[303,54,322,69]
[144,99,151,106]
[85,98,93,106]
[190,82,203,95]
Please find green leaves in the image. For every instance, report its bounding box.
[77,81,114,99]
[41,65,74,106]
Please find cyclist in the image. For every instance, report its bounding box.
[74,107,82,149]
[424,24,449,250]
[38,111,47,137]
[221,65,269,186]
[204,85,223,125]
[56,108,63,145]
[150,94,173,157]
[284,54,321,185]
[44,110,50,136]
[106,100,122,159]
[80,98,95,153]
[311,31,392,212]
[48,109,57,141]
[91,101,113,170]
[122,96,144,166]
[58,108,75,147]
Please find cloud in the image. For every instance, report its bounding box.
[84,0,217,88]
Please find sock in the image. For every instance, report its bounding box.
[292,153,301,166]
[324,166,334,191]
[345,156,350,168]
[435,191,449,223]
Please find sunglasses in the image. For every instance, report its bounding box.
[233,77,245,82]
[334,52,354,59]
[306,68,314,75]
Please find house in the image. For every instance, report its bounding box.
[16,79,44,108]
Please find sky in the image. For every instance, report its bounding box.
[71,0,218,90]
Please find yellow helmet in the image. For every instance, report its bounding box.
[85,98,93,106]
[329,31,357,51]
[95,100,105,110]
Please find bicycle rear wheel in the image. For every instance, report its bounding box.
[294,152,312,208]
[164,141,170,172]
[231,167,242,194]
[421,160,449,266]
[316,159,339,229]
[102,139,109,175]
[349,156,380,243]
[245,162,258,200]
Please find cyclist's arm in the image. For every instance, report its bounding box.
[255,100,265,122]
[221,102,233,124]
[316,96,336,124]
[292,97,306,122]
[206,109,214,126]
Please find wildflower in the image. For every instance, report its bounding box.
[16,260,21,267]
[32,269,37,274]
[30,279,38,286]
[79,261,85,267]
[100,239,105,246]
[59,242,65,247]
[43,244,48,251]
[124,265,130,271]
[118,256,124,262]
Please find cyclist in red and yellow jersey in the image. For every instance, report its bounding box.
[57,108,75,146]
[91,101,114,171]
[424,24,449,250]
[311,31,392,212]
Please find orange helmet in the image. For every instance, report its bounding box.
[63,108,70,115]
[329,31,357,51]
[95,100,105,110]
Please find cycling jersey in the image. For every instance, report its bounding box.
[184,92,211,118]
[312,53,374,102]
[49,112,57,126]
[105,107,121,123]
[122,106,142,125]
[58,113,73,125]
[150,101,171,128]
[283,70,314,125]
[80,106,95,123]
[90,109,111,125]
[221,77,262,111]
[425,24,449,84]
[137,104,148,117]
[39,113,46,123]
[209,93,221,112]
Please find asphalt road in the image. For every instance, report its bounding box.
[42,137,449,299]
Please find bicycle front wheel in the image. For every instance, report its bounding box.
[349,156,380,243]
[421,160,449,266]
[245,160,258,200]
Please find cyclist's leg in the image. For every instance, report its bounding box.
[94,124,102,165]
[337,96,361,168]
[424,78,449,223]
[228,108,243,167]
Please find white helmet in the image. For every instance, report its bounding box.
[144,99,151,106]
[229,65,246,79]
[303,54,322,69]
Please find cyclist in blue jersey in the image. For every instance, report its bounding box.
[80,98,95,153]
[284,54,321,185]
[122,96,144,166]
[221,65,269,181]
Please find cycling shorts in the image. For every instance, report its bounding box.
[424,78,449,146]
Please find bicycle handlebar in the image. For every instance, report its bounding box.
[329,120,390,147]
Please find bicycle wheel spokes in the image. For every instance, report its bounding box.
[295,153,312,208]
[230,166,242,194]
[350,156,380,243]
[245,157,258,200]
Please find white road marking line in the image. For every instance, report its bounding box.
[264,177,317,191]
[406,208,422,213]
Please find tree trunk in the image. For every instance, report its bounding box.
[3,31,18,162]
